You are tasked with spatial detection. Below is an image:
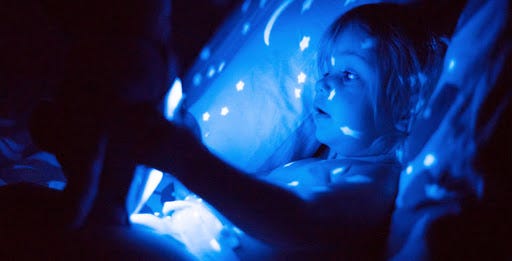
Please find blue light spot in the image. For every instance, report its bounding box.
[406,165,413,175]
[209,239,222,252]
[242,22,251,35]
[418,72,427,86]
[294,88,302,99]
[47,181,66,190]
[301,0,313,13]
[199,47,211,60]
[425,184,450,200]
[423,154,436,167]
[287,181,299,186]
[233,226,244,235]
[193,73,202,86]
[448,59,456,71]
[396,148,404,162]
[264,0,293,46]
[330,56,336,66]
[344,175,373,184]
[328,89,336,100]
[360,38,375,49]
[284,162,295,167]
[220,106,230,116]
[207,66,216,78]
[163,78,183,121]
[217,61,226,73]
[241,0,251,12]
[344,0,356,6]
[409,75,417,86]
[299,36,310,51]
[340,126,361,139]
[331,167,344,175]
[423,107,432,119]
[202,112,210,122]
[236,80,245,91]
[297,72,307,84]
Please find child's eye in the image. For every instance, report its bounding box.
[342,71,358,82]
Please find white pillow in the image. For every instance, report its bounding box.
[184,0,389,173]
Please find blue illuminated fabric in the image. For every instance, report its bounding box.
[0,120,65,189]
[388,0,511,259]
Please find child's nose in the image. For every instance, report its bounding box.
[315,77,332,97]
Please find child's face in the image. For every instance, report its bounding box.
[314,24,380,156]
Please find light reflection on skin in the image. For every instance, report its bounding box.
[339,126,362,139]
[328,89,336,100]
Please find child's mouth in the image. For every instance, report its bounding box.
[315,107,330,117]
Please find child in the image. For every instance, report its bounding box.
[135,3,446,259]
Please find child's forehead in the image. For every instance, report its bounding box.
[332,25,377,51]
[322,28,378,68]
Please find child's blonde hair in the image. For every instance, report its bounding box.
[318,3,446,159]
